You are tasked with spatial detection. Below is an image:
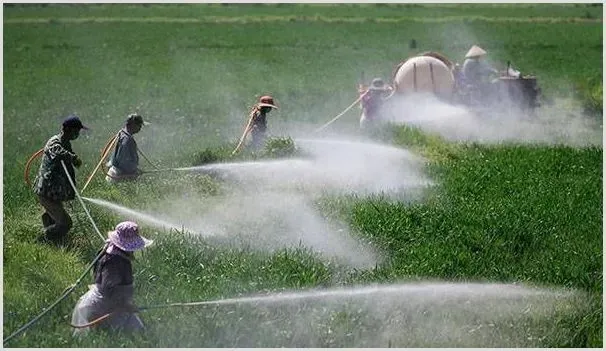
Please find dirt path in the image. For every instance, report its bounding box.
[4,15,602,25]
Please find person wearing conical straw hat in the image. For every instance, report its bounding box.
[105,113,150,183]
[462,45,499,86]
[72,221,153,335]
[359,77,392,129]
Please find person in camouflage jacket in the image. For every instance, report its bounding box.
[33,115,87,245]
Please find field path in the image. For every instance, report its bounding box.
[4,15,602,24]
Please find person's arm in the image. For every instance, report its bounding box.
[46,138,77,163]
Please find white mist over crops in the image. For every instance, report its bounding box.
[386,93,602,146]
[177,138,433,195]
[148,281,588,348]
[86,135,434,268]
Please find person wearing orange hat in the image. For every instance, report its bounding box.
[250,95,278,149]
[32,114,88,245]
[233,95,278,154]
[71,221,153,335]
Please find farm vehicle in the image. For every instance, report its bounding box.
[363,51,542,115]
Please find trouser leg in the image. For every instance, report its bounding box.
[42,212,55,227]
[38,195,72,242]
[251,131,265,150]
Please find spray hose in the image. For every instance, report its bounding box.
[3,248,106,345]
[3,161,109,345]
[69,298,244,329]
[314,91,368,133]
[24,148,44,187]
[62,161,106,242]
[83,129,165,190]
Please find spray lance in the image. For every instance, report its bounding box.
[232,103,262,155]
[313,72,370,134]
[81,128,176,192]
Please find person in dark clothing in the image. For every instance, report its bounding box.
[232,95,279,154]
[71,221,153,335]
[32,115,88,245]
[359,78,392,129]
[249,95,278,150]
[106,113,149,183]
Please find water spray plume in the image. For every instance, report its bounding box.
[133,282,585,347]
[82,197,204,236]
[138,137,433,268]
[143,282,576,308]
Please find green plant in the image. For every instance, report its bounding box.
[262,136,299,158]
[575,77,603,117]
[3,4,602,348]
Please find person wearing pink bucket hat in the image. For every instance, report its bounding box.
[71,221,153,335]
[107,220,153,252]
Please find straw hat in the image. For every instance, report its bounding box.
[107,221,153,252]
[368,78,389,91]
[465,45,487,59]
[257,95,278,109]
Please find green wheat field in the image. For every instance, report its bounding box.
[3,3,603,348]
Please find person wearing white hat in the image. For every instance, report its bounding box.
[71,221,153,335]
[462,45,498,87]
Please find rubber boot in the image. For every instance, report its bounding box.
[41,222,70,246]
[42,213,55,227]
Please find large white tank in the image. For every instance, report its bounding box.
[393,55,455,100]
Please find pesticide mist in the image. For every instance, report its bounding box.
[88,137,434,268]
[386,93,602,146]
[148,282,589,348]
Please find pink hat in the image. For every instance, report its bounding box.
[107,221,153,252]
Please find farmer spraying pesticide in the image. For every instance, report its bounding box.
[71,221,153,335]
[461,45,499,103]
[106,113,149,183]
[32,115,88,245]
[358,78,392,129]
[233,95,278,154]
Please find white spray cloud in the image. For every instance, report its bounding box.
[153,281,587,347]
[385,93,602,146]
[134,136,435,268]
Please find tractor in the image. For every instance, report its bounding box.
[388,51,542,113]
